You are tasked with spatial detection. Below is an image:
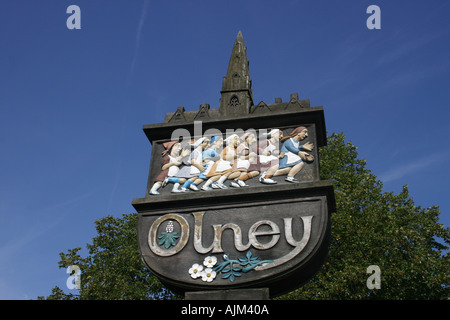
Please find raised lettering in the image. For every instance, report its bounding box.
[150,212,313,270]
[212,223,251,253]
[256,216,313,270]
[193,211,215,253]
[248,220,280,249]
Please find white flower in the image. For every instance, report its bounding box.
[203,256,217,268]
[188,263,203,279]
[201,268,216,282]
[166,221,174,233]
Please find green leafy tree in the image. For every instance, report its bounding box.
[281,133,449,299]
[42,133,449,300]
[41,214,178,300]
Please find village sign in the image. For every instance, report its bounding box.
[132,31,335,298]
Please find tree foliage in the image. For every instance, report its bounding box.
[42,132,449,300]
[41,214,177,300]
[280,133,449,299]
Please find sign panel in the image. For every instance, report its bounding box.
[137,187,332,296]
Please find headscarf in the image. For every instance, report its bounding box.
[240,131,255,142]
[210,135,221,144]
[161,141,178,156]
[191,137,207,148]
[281,126,307,142]
[261,129,280,139]
[225,134,239,145]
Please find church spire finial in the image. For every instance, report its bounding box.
[219,31,254,116]
[236,30,244,41]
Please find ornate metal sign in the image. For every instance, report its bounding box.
[132,31,335,298]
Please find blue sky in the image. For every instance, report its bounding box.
[1,0,449,299]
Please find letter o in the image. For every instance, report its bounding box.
[148,214,189,256]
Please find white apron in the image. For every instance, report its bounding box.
[189,147,203,175]
[215,146,234,172]
[236,145,251,169]
[167,155,180,177]
[258,141,278,164]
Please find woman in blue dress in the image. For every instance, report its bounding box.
[262,126,314,183]
[175,137,210,191]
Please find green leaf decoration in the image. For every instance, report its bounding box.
[158,232,180,249]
